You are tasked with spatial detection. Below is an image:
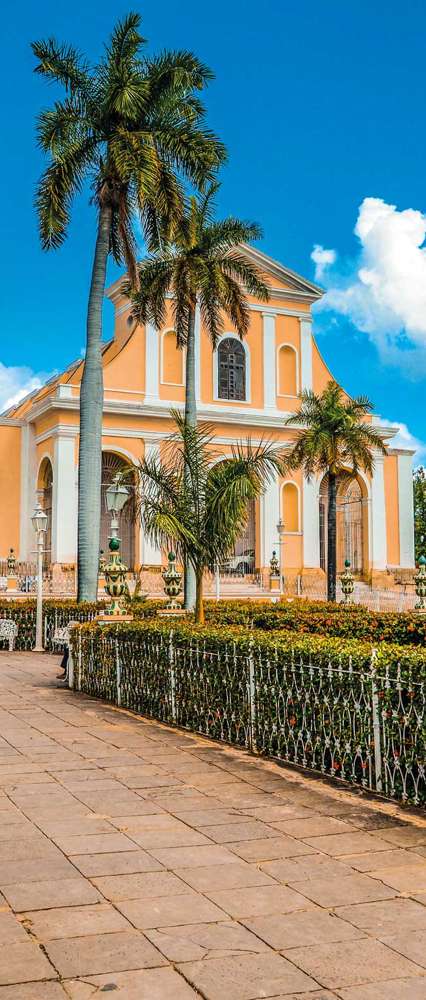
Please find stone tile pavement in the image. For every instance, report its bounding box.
[0,652,425,999]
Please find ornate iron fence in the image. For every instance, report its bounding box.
[71,630,425,807]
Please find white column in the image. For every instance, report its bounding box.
[141,440,162,566]
[261,471,280,566]
[397,452,415,567]
[51,435,77,563]
[370,453,387,569]
[262,312,276,411]
[19,423,37,560]
[300,316,313,391]
[194,303,201,404]
[302,476,320,567]
[144,322,159,405]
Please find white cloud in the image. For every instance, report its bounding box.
[380,418,426,464]
[313,197,426,372]
[0,363,50,413]
[311,244,337,281]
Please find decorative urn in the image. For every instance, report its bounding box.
[415,555,426,610]
[162,552,183,609]
[340,559,354,603]
[103,537,129,616]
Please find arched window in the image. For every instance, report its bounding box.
[161,330,183,385]
[100,452,136,569]
[38,458,53,566]
[278,345,298,396]
[282,482,299,532]
[218,337,246,401]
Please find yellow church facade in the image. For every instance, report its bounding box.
[0,246,414,593]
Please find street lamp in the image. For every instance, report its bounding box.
[31,504,48,651]
[102,476,130,616]
[277,518,285,595]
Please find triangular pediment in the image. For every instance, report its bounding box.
[240,244,324,302]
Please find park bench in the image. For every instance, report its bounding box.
[0,619,18,650]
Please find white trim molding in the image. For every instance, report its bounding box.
[300,315,313,391]
[261,470,280,566]
[370,453,387,570]
[276,342,299,397]
[262,313,276,411]
[397,452,415,567]
[145,322,160,405]
[212,333,251,404]
[51,436,77,563]
[302,476,320,567]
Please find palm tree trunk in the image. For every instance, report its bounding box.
[327,472,337,602]
[184,305,197,611]
[77,203,112,602]
[195,564,204,624]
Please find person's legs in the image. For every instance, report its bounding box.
[57,647,69,680]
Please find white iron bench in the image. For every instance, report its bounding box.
[0,620,18,651]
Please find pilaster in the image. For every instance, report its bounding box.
[300,316,313,391]
[141,439,162,566]
[51,434,77,563]
[371,453,387,570]
[303,476,320,567]
[144,322,160,405]
[262,312,276,411]
[397,452,415,568]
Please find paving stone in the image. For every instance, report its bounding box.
[243,909,364,949]
[290,872,395,907]
[272,816,356,838]
[336,896,426,933]
[50,832,139,855]
[148,844,238,868]
[380,929,426,968]
[380,826,426,847]
[0,837,61,862]
[126,827,210,849]
[117,893,227,929]
[145,920,270,960]
[302,832,394,856]
[175,862,275,892]
[45,929,166,976]
[342,848,426,872]
[260,855,352,882]
[167,808,245,827]
[38,817,116,837]
[177,952,317,999]
[71,849,163,877]
[228,836,318,862]
[91,870,187,901]
[336,979,426,999]
[0,856,76,886]
[0,984,67,999]
[64,967,199,998]
[205,884,312,918]
[200,821,278,843]
[284,938,423,989]
[0,941,56,985]
[0,912,29,944]
[371,864,426,892]
[2,878,103,912]
[21,902,131,940]
[244,804,316,822]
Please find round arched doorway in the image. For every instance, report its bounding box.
[100,452,136,569]
[319,475,366,575]
[37,457,53,566]
[221,498,256,577]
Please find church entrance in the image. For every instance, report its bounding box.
[319,476,366,575]
[221,498,256,577]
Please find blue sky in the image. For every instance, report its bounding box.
[2,0,426,457]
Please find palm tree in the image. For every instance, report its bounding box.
[32,12,225,602]
[126,183,269,607]
[134,411,282,623]
[283,381,387,601]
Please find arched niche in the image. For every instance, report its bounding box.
[161,330,183,386]
[100,452,136,569]
[282,481,300,532]
[277,344,298,396]
[37,457,53,565]
[319,473,368,575]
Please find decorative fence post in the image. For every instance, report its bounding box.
[370,648,383,793]
[169,630,177,724]
[76,628,82,692]
[115,636,122,707]
[248,637,256,751]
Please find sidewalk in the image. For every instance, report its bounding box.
[0,652,425,999]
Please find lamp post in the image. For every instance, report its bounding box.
[102,477,130,616]
[31,504,48,651]
[277,518,285,595]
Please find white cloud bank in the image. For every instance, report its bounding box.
[0,363,49,412]
[311,197,426,372]
[380,418,426,464]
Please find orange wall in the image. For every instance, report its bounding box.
[0,426,21,557]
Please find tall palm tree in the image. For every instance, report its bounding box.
[134,411,282,623]
[283,381,387,601]
[32,12,225,602]
[126,183,269,607]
